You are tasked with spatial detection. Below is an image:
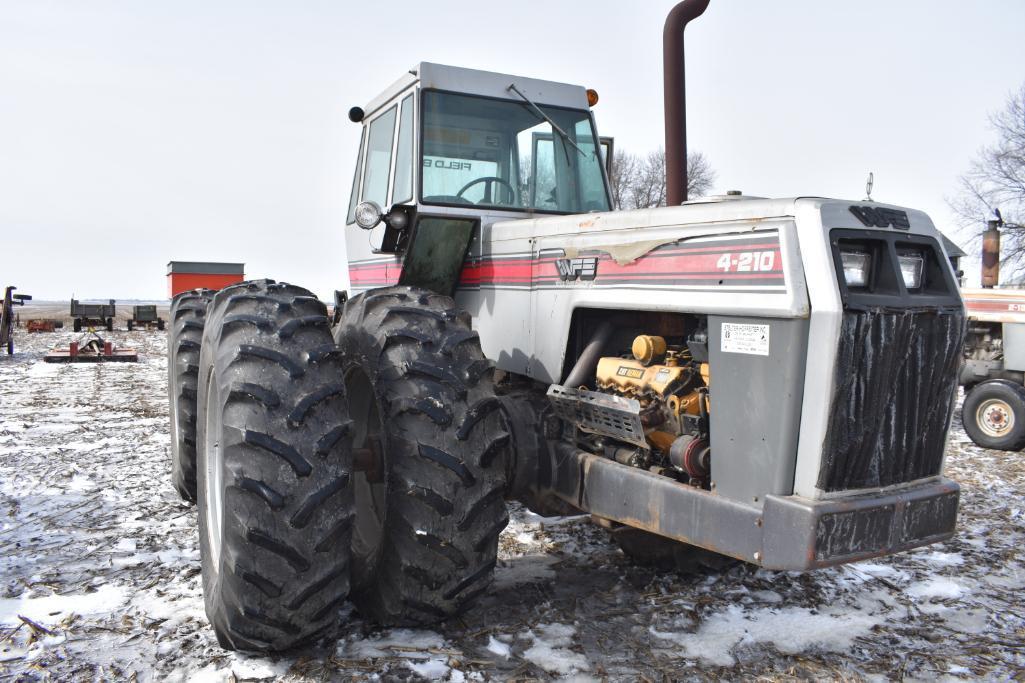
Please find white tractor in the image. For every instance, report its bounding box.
[168,0,965,652]
[959,218,1025,450]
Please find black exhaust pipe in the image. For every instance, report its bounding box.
[664,0,710,206]
[981,219,1000,288]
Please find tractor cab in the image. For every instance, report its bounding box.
[345,63,612,295]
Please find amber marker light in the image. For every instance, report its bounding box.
[586,89,599,106]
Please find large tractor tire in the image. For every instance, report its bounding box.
[168,289,214,502]
[334,286,509,626]
[196,280,354,652]
[962,379,1025,451]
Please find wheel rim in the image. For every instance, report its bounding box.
[203,374,225,573]
[346,367,387,581]
[976,398,1014,438]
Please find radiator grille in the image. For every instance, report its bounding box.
[818,307,965,492]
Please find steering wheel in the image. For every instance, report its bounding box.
[456,176,518,206]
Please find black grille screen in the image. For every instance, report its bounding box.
[818,307,965,492]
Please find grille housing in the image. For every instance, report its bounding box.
[818,307,965,492]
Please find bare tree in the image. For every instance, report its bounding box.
[951,83,1025,274]
[686,150,716,200]
[626,149,663,209]
[608,152,640,210]
[609,147,716,209]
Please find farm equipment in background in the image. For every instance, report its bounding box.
[26,319,64,333]
[127,305,165,331]
[44,331,137,363]
[168,0,966,653]
[1,286,32,355]
[166,261,245,297]
[959,217,1025,450]
[71,299,115,332]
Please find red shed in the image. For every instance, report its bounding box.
[167,261,245,298]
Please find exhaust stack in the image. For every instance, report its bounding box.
[981,220,1001,288]
[664,0,710,206]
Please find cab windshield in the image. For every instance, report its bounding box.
[421,90,611,214]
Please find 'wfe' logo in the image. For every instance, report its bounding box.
[849,205,910,230]
[555,257,598,281]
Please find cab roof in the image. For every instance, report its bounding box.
[362,62,591,119]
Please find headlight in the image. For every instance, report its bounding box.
[354,201,383,230]
[897,251,924,289]
[840,250,871,288]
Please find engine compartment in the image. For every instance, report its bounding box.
[585,324,714,488]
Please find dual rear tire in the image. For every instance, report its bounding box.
[182,281,509,651]
[168,289,215,501]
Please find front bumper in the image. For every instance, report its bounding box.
[549,444,959,570]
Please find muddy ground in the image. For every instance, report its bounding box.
[0,324,1023,681]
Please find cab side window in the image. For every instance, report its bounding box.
[361,106,398,208]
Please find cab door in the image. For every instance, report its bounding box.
[599,136,614,177]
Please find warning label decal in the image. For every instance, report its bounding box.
[721,323,770,356]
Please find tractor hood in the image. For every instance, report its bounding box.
[487,197,943,266]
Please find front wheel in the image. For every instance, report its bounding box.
[962,379,1025,451]
[196,279,355,651]
[334,286,510,626]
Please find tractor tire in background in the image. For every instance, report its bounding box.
[611,525,737,574]
[73,318,82,333]
[196,280,354,652]
[962,379,1025,451]
[106,317,113,332]
[168,289,214,501]
[334,286,509,626]
[157,318,166,331]
[127,320,134,331]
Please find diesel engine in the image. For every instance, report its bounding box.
[593,332,712,487]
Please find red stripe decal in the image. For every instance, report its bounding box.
[348,236,786,291]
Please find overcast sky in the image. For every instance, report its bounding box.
[2,0,1023,300]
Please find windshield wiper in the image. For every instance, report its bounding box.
[507,82,587,159]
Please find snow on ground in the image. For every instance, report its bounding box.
[1,326,1024,680]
